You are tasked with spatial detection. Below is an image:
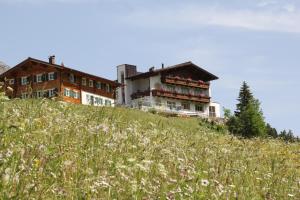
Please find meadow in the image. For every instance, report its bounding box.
[0,99,299,199]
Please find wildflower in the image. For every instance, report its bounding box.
[63,160,73,167]
[288,194,294,197]
[201,179,209,187]
[127,158,136,163]
[6,150,13,158]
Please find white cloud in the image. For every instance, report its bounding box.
[283,4,296,13]
[124,4,300,34]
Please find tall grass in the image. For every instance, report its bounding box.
[0,99,299,199]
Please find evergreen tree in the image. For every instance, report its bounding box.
[238,99,266,137]
[266,123,278,138]
[235,81,254,116]
[226,82,266,138]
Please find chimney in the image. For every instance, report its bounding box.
[162,63,164,69]
[49,55,55,64]
[149,66,155,72]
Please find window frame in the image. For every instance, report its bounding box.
[89,80,94,88]
[8,79,15,85]
[21,76,28,85]
[195,104,204,112]
[82,78,87,86]
[36,74,43,83]
[48,72,55,81]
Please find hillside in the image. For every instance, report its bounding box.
[0,99,299,199]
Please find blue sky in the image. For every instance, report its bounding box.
[1,0,299,135]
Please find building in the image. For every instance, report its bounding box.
[116,62,221,118]
[0,56,120,106]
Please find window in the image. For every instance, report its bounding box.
[181,102,190,110]
[69,74,75,83]
[195,104,204,112]
[166,85,176,92]
[8,79,14,85]
[95,97,103,105]
[21,93,28,99]
[21,76,28,85]
[36,91,44,98]
[74,91,80,99]
[181,87,189,95]
[48,88,56,97]
[105,100,112,106]
[167,101,176,110]
[36,74,43,83]
[106,84,110,92]
[101,83,106,90]
[96,82,101,89]
[195,88,204,96]
[86,94,91,104]
[48,72,55,81]
[89,80,94,87]
[64,88,70,97]
[82,78,87,86]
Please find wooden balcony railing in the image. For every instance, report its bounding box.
[131,90,150,100]
[161,76,210,89]
[152,89,210,103]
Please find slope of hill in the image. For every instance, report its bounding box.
[0,61,10,75]
[0,99,299,199]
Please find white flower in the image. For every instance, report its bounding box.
[288,194,294,197]
[201,179,209,187]
[2,174,10,184]
[63,160,73,167]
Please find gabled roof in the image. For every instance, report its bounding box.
[1,57,120,87]
[126,61,218,81]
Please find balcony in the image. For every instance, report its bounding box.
[161,76,209,89]
[152,89,210,103]
[131,90,150,100]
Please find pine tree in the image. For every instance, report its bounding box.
[266,123,278,138]
[238,99,266,137]
[235,81,254,116]
[226,82,266,138]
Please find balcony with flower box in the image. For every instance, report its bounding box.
[152,89,210,103]
[131,90,151,100]
[161,76,210,89]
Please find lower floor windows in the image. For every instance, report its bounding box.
[64,88,80,99]
[21,93,29,99]
[105,100,111,106]
[95,97,103,105]
[195,104,204,112]
[36,91,44,98]
[167,101,176,110]
[181,102,190,110]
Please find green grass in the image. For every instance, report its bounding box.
[0,99,299,199]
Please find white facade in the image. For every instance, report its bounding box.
[81,90,115,107]
[116,63,221,118]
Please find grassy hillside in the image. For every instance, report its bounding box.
[0,99,299,199]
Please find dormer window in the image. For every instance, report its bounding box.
[89,80,94,87]
[106,84,110,92]
[82,78,87,86]
[96,82,101,89]
[69,73,75,83]
[8,79,14,85]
